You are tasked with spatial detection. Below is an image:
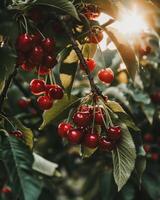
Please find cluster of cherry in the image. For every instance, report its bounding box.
[29,79,64,110]
[58,104,121,151]
[16,33,57,74]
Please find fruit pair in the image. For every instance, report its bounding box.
[16,33,57,74]
[29,79,64,110]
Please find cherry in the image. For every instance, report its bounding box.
[79,105,93,113]
[29,79,45,95]
[37,66,50,75]
[16,33,33,52]
[80,58,96,72]
[99,137,115,151]
[143,144,151,153]
[139,46,151,56]
[48,84,64,100]
[89,31,103,44]
[107,126,121,141]
[44,55,57,67]
[151,91,160,104]
[95,110,105,125]
[17,97,30,109]
[58,122,73,138]
[151,152,159,161]
[41,38,55,53]
[37,96,53,110]
[98,68,114,84]
[83,133,99,148]
[73,111,92,127]
[9,130,23,138]
[67,129,83,144]
[20,63,35,72]
[143,133,154,143]
[30,45,44,65]
[1,186,12,193]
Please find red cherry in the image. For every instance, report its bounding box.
[1,186,12,193]
[37,66,50,75]
[143,133,154,143]
[67,129,83,144]
[95,111,105,125]
[16,33,33,52]
[107,126,121,141]
[48,84,64,100]
[73,112,92,127]
[58,122,73,138]
[151,91,160,104]
[30,45,44,65]
[143,144,151,153]
[41,38,55,53]
[83,133,99,148]
[20,63,35,72]
[98,68,114,84]
[79,105,93,113]
[99,137,115,151]
[29,79,45,95]
[44,55,57,67]
[89,31,103,44]
[80,58,96,72]
[9,130,23,138]
[37,96,53,110]
[139,46,151,56]
[17,97,31,109]
[151,152,159,161]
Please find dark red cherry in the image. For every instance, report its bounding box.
[20,63,35,72]
[48,84,64,100]
[80,58,96,72]
[79,105,93,113]
[29,79,45,95]
[144,133,154,143]
[17,97,31,109]
[37,96,53,110]
[151,152,159,161]
[16,33,33,52]
[73,111,92,127]
[67,129,83,144]
[95,111,105,125]
[107,126,121,141]
[41,38,55,53]
[44,55,57,67]
[99,137,115,151]
[30,45,44,65]
[58,122,73,138]
[9,130,23,138]
[89,31,103,44]
[83,133,99,148]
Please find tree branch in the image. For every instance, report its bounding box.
[0,65,18,112]
[59,16,102,96]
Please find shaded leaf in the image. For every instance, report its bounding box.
[81,146,97,158]
[0,131,42,200]
[39,94,80,130]
[105,27,139,81]
[112,124,136,191]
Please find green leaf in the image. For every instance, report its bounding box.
[81,146,97,158]
[34,0,80,20]
[112,124,136,191]
[105,27,139,81]
[0,131,43,200]
[0,46,17,81]
[11,118,34,149]
[39,94,80,130]
[106,100,126,113]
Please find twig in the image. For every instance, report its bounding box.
[58,16,102,96]
[0,65,18,112]
[101,19,115,28]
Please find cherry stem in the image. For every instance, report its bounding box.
[49,71,54,85]
[22,14,28,34]
[59,16,102,96]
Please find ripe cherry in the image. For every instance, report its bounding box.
[98,68,114,84]
[37,96,53,110]
[48,84,64,100]
[17,97,30,109]
[83,133,99,148]
[30,45,44,65]
[107,126,121,141]
[29,79,45,95]
[80,58,96,72]
[99,137,115,151]
[9,130,23,138]
[20,63,35,72]
[151,152,159,161]
[79,105,93,113]
[67,129,83,144]
[37,66,50,75]
[89,31,103,44]
[58,122,73,138]
[44,55,57,67]
[1,186,12,193]
[139,46,151,56]
[16,33,32,52]
[73,111,92,127]
[95,110,105,125]
[143,133,154,143]
[41,38,55,53]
